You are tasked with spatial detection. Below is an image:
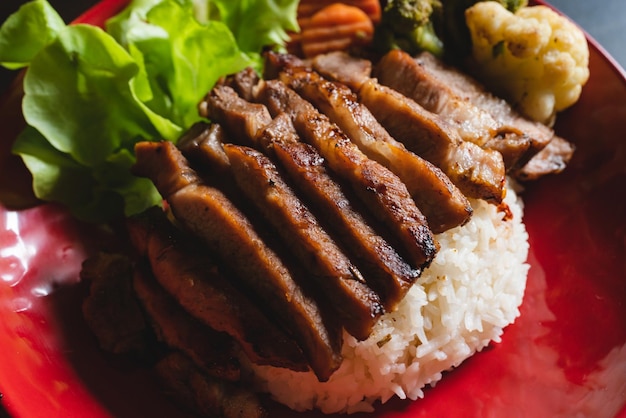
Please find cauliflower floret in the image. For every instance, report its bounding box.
[465,2,589,124]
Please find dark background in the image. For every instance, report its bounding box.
[0,0,625,417]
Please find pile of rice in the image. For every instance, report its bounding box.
[248,181,529,414]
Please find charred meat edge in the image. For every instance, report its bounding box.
[200,84,420,311]
[132,141,342,381]
[223,143,384,340]
[132,259,241,381]
[312,51,506,203]
[155,352,267,418]
[276,63,472,233]
[126,206,308,372]
[255,78,438,269]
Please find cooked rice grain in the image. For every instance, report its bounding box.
[249,182,529,414]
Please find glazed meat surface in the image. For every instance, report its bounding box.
[256,79,438,268]
[278,65,472,232]
[133,141,343,381]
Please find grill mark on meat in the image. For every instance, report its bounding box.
[223,144,384,340]
[409,51,558,170]
[311,52,506,203]
[132,141,342,381]
[155,352,268,418]
[195,82,421,311]
[256,79,438,268]
[257,114,419,311]
[132,260,241,381]
[357,79,506,203]
[374,50,501,148]
[279,66,473,233]
[126,207,308,372]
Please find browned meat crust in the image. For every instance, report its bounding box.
[199,83,421,311]
[357,79,506,203]
[177,122,231,173]
[132,141,342,381]
[81,252,150,354]
[311,51,506,203]
[257,114,419,311]
[132,261,242,381]
[224,143,384,340]
[127,207,308,372]
[513,135,576,181]
[155,352,268,418]
[278,66,472,232]
[256,79,438,269]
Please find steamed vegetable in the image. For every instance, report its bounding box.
[465,2,589,124]
[374,0,444,57]
[440,0,527,61]
[0,0,299,222]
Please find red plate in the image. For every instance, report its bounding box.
[1,1,625,417]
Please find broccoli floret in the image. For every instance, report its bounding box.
[374,0,444,57]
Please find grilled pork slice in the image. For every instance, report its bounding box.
[224,143,384,340]
[279,66,472,233]
[132,141,342,381]
[256,79,438,269]
[257,114,419,311]
[375,51,554,170]
[132,262,241,382]
[513,135,575,180]
[311,50,372,91]
[81,252,150,354]
[358,79,506,203]
[155,352,267,418]
[374,50,503,148]
[312,52,506,203]
[177,122,231,173]
[127,207,307,372]
[197,86,420,311]
[201,85,272,144]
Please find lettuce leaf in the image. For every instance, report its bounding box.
[0,0,298,222]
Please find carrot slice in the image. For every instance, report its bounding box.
[301,3,374,58]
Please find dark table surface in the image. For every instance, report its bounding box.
[0,0,625,417]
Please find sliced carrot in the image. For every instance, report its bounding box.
[287,0,381,56]
[300,3,374,58]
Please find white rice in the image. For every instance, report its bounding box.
[248,181,529,414]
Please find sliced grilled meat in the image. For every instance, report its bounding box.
[223,66,260,102]
[132,262,241,381]
[513,135,575,181]
[81,252,150,354]
[279,67,472,233]
[194,85,420,311]
[312,50,372,91]
[256,79,438,268]
[155,352,267,418]
[257,114,420,310]
[311,51,506,203]
[127,207,307,372]
[375,51,554,171]
[200,84,273,143]
[357,79,506,203]
[132,141,342,381]
[223,144,384,340]
[374,50,501,148]
[177,122,231,173]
